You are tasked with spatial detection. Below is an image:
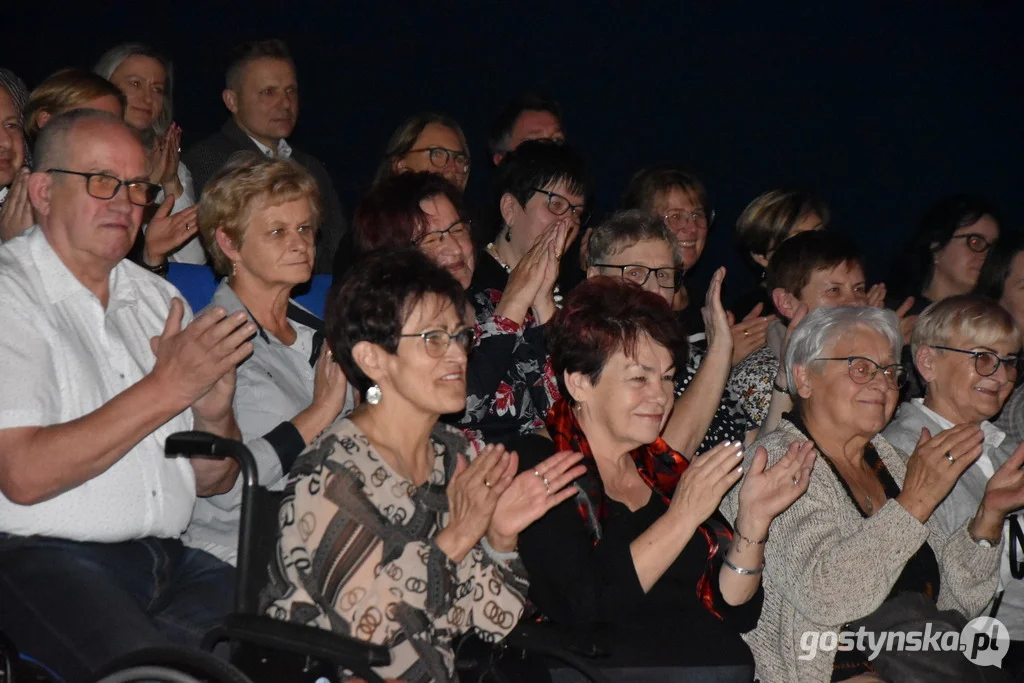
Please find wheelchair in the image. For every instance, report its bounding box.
[2,431,610,683]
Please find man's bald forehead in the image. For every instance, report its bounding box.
[34,109,141,171]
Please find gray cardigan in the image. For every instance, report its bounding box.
[721,419,1000,683]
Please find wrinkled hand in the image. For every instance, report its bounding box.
[668,439,744,528]
[149,299,255,410]
[149,124,183,195]
[311,343,349,420]
[436,444,515,562]
[487,450,586,551]
[531,219,570,321]
[0,168,33,242]
[736,440,816,537]
[866,283,887,309]
[701,267,732,353]
[981,441,1024,519]
[893,296,917,344]
[730,303,775,366]
[143,198,198,266]
[898,424,984,523]
[494,226,556,324]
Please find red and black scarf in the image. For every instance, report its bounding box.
[545,397,733,619]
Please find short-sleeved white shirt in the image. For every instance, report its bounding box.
[0,226,197,542]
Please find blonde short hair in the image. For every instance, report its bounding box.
[198,153,322,276]
[911,295,1022,358]
[23,68,126,143]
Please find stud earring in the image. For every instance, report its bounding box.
[365,384,382,405]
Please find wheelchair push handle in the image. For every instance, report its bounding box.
[165,430,258,491]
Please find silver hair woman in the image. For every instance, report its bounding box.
[722,305,1002,682]
[95,42,205,265]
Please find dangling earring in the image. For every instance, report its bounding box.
[365,384,382,405]
[504,226,512,243]
[231,261,238,277]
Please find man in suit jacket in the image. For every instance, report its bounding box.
[184,40,345,273]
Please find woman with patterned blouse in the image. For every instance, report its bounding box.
[262,248,584,683]
[512,278,815,679]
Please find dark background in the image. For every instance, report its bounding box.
[3,2,1021,303]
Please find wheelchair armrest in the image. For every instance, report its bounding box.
[223,614,391,668]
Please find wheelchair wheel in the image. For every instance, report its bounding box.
[89,646,253,683]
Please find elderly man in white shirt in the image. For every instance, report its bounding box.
[0,109,254,682]
[883,294,1024,677]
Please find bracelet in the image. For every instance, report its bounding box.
[772,379,788,394]
[734,528,767,546]
[141,259,169,277]
[723,556,764,575]
[480,535,519,562]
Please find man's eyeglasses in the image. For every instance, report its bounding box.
[531,187,590,225]
[814,356,908,389]
[662,208,714,228]
[931,345,1020,377]
[949,233,994,254]
[594,263,684,290]
[407,147,470,173]
[414,220,471,249]
[399,328,477,358]
[46,169,161,207]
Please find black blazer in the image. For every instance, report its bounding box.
[183,119,347,274]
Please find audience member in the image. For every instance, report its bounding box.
[888,194,1001,315]
[723,305,1002,682]
[349,171,564,449]
[262,247,584,682]
[731,189,829,317]
[975,232,1024,444]
[468,139,587,443]
[375,112,470,192]
[622,165,775,365]
[585,209,757,454]
[96,42,206,265]
[882,296,1024,676]
[730,230,869,426]
[0,109,249,681]
[185,153,355,565]
[512,277,814,679]
[183,39,346,273]
[0,81,28,240]
[488,91,565,165]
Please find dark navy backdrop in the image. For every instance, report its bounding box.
[3,2,1021,302]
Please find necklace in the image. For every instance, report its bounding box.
[486,242,513,273]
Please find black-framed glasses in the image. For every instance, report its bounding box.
[594,263,684,290]
[407,147,470,173]
[662,207,715,228]
[399,328,477,358]
[531,187,590,225]
[414,220,471,249]
[814,356,908,389]
[931,345,1020,377]
[950,233,994,254]
[46,169,161,207]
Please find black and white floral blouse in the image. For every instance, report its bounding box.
[678,342,756,455]
[262,418,530,683]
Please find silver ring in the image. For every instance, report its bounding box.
[533,469,542,478]
[484,479,492,489]
[744,330,750,337]
[945,451,955,463]
[792,475,800,486]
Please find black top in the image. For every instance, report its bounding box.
[513,434,761,670]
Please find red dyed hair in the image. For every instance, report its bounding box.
[353,172,469,251]
[547,277,687,404]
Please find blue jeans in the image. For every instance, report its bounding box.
[0,534,234,682]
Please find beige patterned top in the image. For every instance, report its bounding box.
[262,418,529,682]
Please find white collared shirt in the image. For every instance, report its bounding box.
[911,398,1003,478]
[248,134,292,160]
[0,226,197,542]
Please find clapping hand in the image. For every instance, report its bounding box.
[487,450,586,551]
[898,424,983,523]
[730,302,776,366]
[436,444,516,562]
[701,267,732,354]
[735,440,816,538]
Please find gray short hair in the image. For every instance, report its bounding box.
[587,209,682,268]
[783,306,902,393]
[33,109,138,172]
[94,43,174,135]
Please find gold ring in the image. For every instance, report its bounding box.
[484,479,492,488]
